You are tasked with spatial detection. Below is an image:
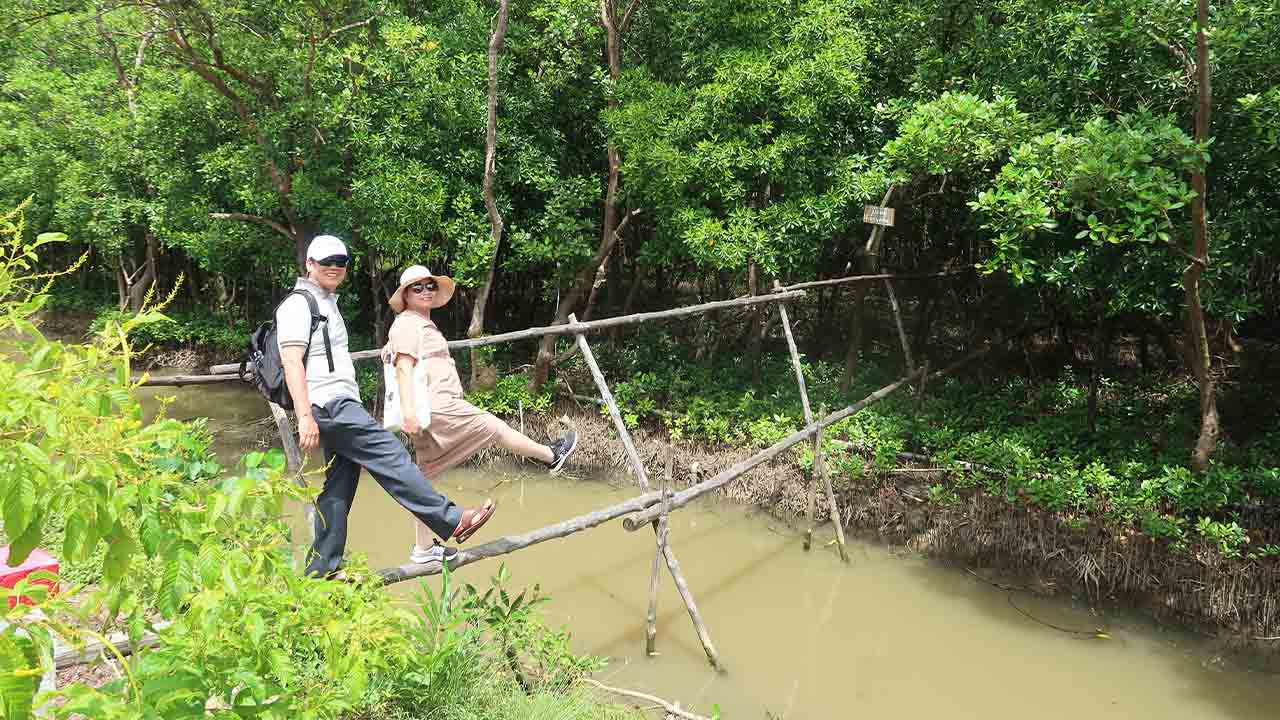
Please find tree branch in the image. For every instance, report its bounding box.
[1,7,77,35]
[620,0,642,32]
[581,678,711,720]
[167,27,253,121]
[328,13,381,37]
[209,212,294,241]
[1146,29,1195,85]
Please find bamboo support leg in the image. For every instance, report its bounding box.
[816,403,849,562]
[773,282,819,551]
[883,278,915,373]
[570,313,649,489]
[646,450,673,656]
[268,402,316,546]
[662,537,722,671]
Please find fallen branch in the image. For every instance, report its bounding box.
[581,678,712,720]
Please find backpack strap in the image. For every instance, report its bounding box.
[289,289,336,374]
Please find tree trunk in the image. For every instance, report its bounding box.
[842,186,895,391]
[124,232,159,312]
[746,261,764,384]
[528,0,633,391]
[468,0,511,392]
[1087,316,1107,434]
[1186,0,1219,474]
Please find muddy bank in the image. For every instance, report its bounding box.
[478,404,1280,651]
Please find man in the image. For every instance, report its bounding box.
[278,234,496,577]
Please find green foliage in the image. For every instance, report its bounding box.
[884,93,1036,181]
[467,374,554,417]
[1196,517,1249,559]
[91,307,250,355]
[0,202,631,719]
[971,112,1206,304]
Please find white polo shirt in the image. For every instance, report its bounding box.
[276,278,361,408]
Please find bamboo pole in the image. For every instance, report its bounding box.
[268,402,316,545]
[378,487,667,584]
[645,449,673,656]
[815,403,849,562]
[570,316,721,667]
[622,344,991,531]
[883,278,915,374]
[776,269,969,294]
[771,280,818,552]
[137,373,241,386]
[54,622,171,669]
[570,313,648,489]
[210,290,806,374]
[661,529,722,670]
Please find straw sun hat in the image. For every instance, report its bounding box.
[389,265,456,313]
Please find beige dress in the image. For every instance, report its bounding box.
[385,310,517,478]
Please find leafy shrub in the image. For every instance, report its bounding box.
[467,374,554,416]
[91,306,251,355]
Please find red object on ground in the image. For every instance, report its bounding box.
[0,547,59,608]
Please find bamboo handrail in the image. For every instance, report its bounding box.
[775,269,970,294]
[208,289,806,375]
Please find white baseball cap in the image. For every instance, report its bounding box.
[306,235,348,261]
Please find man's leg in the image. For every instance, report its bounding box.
[317,398,464,540]
[304,442,360,577]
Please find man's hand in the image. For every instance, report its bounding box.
[403,415,422,435]
[297,412,320,452]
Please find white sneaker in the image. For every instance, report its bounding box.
[409,540,458,565]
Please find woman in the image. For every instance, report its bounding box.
[385,265,578,564]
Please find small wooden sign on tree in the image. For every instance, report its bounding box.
[863,205,895,227]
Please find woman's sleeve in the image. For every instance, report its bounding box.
[386,318,421,359]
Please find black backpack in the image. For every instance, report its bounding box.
[239,289,334,410]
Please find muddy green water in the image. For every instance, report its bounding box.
[140,379,1280,719]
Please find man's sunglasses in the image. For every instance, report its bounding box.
[313,254,350,268]
[409,281,439,294]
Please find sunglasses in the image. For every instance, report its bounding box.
[313,254,350,268]
[409,280,439,294]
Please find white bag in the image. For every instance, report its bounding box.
[382,356,430,433]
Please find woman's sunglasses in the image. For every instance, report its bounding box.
[409,281,439,294]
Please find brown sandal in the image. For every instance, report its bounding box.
[452,499,497,543]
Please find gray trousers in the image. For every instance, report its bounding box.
[305,397,462,577]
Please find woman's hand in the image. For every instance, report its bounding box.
[403,415,422,435]
[395,353,424,435]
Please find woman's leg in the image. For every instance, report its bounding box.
[415,517,434,549]
[495,423,554,464]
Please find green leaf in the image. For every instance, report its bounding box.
[225,477,254,516]
[3,474,36,541]
[158,551,194,618]
[8,516,43,568]
[140,516,164,557]
[244,452,264,469]
[206,493,228,526]
[263,449,286,472]
[0,631,39,720]
[35,232,66,244]
[63,513,88,562]
[102,532,138,585]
